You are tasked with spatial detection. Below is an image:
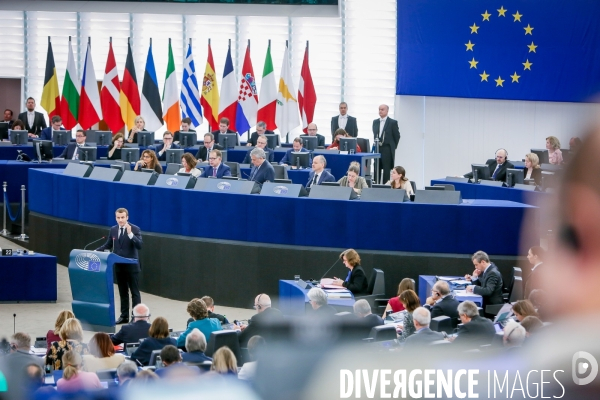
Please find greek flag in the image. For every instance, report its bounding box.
[180,43,203,127]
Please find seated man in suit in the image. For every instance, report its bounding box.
[155,345,199,378]
[248,147,275,185]
[307,288,337,316]
[354,299,384,338]
[153,131,181,161]
[488,148,514,182]
[525,246,545,298]
[111,303,152,345]
[3,109,14,128]
[181,329,212,364]
[173,117,195,143]
[451,301,496,347]
[403,307,445,349]
[58,129,88,159]
[40,116,64,141]
[424,281,460,328]
[246,121,274,147]
[201,149,232,178]
[242,135,274,164]
[238,293,283,347]
[212,117,237,145]
[465,250,504,307]
[195,132,224,162]
[331,102,358,138]
[299,122,326,148]
[279,137,311,168]
[17,97,47,137]
[306,155,335,188]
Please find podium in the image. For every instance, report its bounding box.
[68,249,138,332]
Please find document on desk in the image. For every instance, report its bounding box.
[454,290,480,298]
[437,276,463,281]
[324,288,352,298]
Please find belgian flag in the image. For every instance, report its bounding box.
[40,37,60,119]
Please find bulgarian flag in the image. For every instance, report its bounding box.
[60,37,80,130]
[40,37,60,120]
[257,43,277,131]
[162,39,181,133]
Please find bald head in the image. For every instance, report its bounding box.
[133,303,150,321]
[254,294,271,313]
[378,104,389,118]
[307,123,318,136]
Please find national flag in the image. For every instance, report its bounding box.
[235,43,258,134]
[40,38,60,119]
[162,39,181,133]
[119,39,140,132]
[180,42,203,128]
[298,43,317,133]
[60,38,80,130]
[201,42,220,131]
[257,44,277,131]
[218,44,238,131]
[141,41,163,131]
[78,41,102,130]
[275,44,300,137]
[100,41,124,133]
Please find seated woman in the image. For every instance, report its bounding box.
[127,115,147,144]
[45,318,89,371]
[82,332,125,373]
[546,135,563,165]
[386,166,414,195]
[397,289,420,342]
[512,299,540,322]
[524,153,542,185]
[178,298,222,350]
[210,347,238,376]
[108,133,125,160]
[327,129,362,152]
[130,317,176,366]
[56,351,102,392]
[338,161,368,194]
[331,249,368,295]
[381,278,415,318]
[177,153,201,178]
[10,119,25,131]
[134,149,162,174]
[46,310,75,350]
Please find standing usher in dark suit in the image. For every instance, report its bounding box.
[96,223,143,320]
[17,110,46,135]
[472,263,504,306]
[372,117,400,183]
[331,115,358,137]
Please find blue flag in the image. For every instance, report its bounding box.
[396,0,600,102]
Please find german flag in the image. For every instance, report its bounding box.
[40,38,60,119]
[119,38,140,131]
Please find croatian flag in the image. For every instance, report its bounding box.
[235,43,258,134]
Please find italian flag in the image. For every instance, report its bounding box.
[60,38,80,130]
[162,39,181,133]
[257,44,277,131]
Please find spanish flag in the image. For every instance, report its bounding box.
[40,37,60,119]
[201,41,219,131]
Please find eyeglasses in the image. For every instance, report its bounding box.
[204,141,213,145]
[76,135,85,138]
[208,157,217,160]
[163,137,173,140]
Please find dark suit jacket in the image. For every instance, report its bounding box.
[343,265,368,295]
[426,296,460,329]
[153,143,181,161]
[524,263,543,298]
[331,115,358,137]
[181,351,212,364]
[17,111,47,135]
[195,144,224,162]
[111,320,151,345]
[249,160,275,185]
[299,133,326,147]
[487,160,515,182]
[403,327,445,348]
[58,143,88,159]
[211,129,236,146]
[452,316,496,347]
[472,263,504,306]
[130,337,177,366]
[201,163,232,179]
[372,117,400,149]
[40,126,65,141]
[173,130,196,143]
[306,169,336,187]
[96,223,143,271]
[279,147,311,166]
[313,304,338,317]
[524,167,542,186]
[247,130,275,146]
[242,148,274,164]
[239,307,283,347]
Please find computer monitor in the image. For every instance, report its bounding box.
[300,136,318,151]
[264,133,280,149]
[218,133,238,149]
[79,147,97,162]
[339,137,357,153]
[179,132,197,148]
[121,148,140,163]
[321,182,341,187]
[9,130,28,145]
[471,163,491,181]
[274,179,292,184]
[32,139,53,161]
[165,149,184,164]
[0,122,9,140]
[290,151,310,169]
[530,148,549,165]
[425,186,445,191]
[52,130,71,146]
[95,131,112,146]
[372,184,391,189]
[137,131,154,147]
[505,168,524,187]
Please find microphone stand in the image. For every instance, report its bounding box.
[374,135,381,184]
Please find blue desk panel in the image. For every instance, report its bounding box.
[0,253,57,301]
[431,179,549,206]
[279,279,355,316]
[30,169,538,255]
[418,275,482,307]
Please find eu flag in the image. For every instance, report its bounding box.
[396,0,600,102]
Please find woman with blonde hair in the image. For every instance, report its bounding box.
[337,161,368,194]
[134,149,162,174]
[56,351,102,392]
[45,318,89,371]
[127,115,147,143]
[381,278,415,317]
[524,153,542,185]
[210,346,238,375]
[46,310,75,349]
[546,136,563,165]
[83,332,126,373]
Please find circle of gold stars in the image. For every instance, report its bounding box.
[465,5,537,87]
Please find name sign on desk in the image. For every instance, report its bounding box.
[260,182,307,198]
[195,178,261,194]
[2,249,12,256]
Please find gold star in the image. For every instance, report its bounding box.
[479,71,490,82]
[470,23,480,34]
[527,41,538,53]
[495,76,505,87]
[482,10,491,21]
[513,11,522,22]
[523,59,533,70]
[465,40,475,51]
[468,58,479,69]
[497,6,507,17]
[524,24,534,35]
[511,72,521,83]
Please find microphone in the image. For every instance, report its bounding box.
[84,236,106,250]
[320,256,341,280]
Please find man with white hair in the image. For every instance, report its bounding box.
[6,332,44,370]
[403,307,445,348]
[353,299,384,336]
[451,301,495,347]
[425,280,460,328]
[116,360,137,387]
[239,293,283,346]
[111,303,151,345]
[307,287,337,316]
[182,328,212,363]
[503,320,526,349]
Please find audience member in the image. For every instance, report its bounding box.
[520,316,544,337]
[156,345,200,378]
[568,136,582,152]
[196,132,223,161]
[200,149,232,178]
[242,134,274,163]
[246,121,273,146]
[465,250,504,307]
[382,278,415,317]
[47,310,75,349]
[45,318,89,371]
[372,104,400,183]
[130,317,177,366]
[26,364,55,395]
[300,122,326,147]
[178,298,222,350]
[525,246,546,297]
[451,301,496,347]
[130,369,159,385]
[327,128,361,152]
[338,161,368,194]
[307,287,337,316]
[83,332,125,372]
[424,281,460,328]
[40,115,64,140]
[386,166,414,195]
[127,115,147,143]
[108,133,126,160]
[201,296,229,324]
[111,303,151,345]
[238,335,265,381]
[181,329,212,364]
[331,249,368,295]
[503,320,526,349]
[397,289,421,342]
[280,137,311,167]
[546,135,563,165]
[116,360,138,387]
[524,153,542,185]
[11,119,25,132]
[3,108,14,128]
[173,117,195,143]
[331,102,358,137]
[354,299,384,337]
[6,332,44,370]
[17,97,47,136]
[178,153,201,178]
[248,147,275,185]
[239,293,283,347]
[211,117,236,145]
[58,129,88,159]
[306,155,335,188]
[488,148,514,182]
[154,130,180,161]
[512,299,539,322]
[134,149,162,174]
[56,350,102,392]
[210,346,238,376]
[403,307,445,348]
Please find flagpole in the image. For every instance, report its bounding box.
[208,38,211,133]
[285,40,289,144]
[48,36,51,44]
[247,39,251,143]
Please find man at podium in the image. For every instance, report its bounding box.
[96,208,143,325]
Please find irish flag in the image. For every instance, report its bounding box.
[60,37,80,130]
[162,39,180,133]
[257,43,277,131]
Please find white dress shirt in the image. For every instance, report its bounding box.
[338,115,348,130]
